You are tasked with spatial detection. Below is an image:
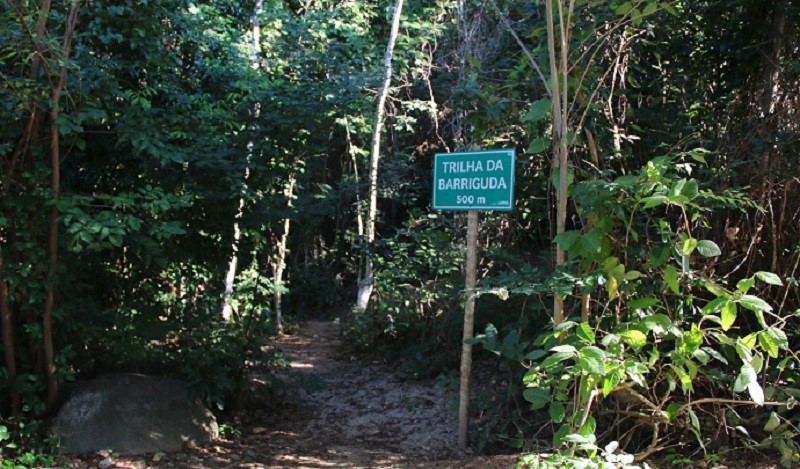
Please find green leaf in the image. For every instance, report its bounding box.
[629,296,659,310]
[739,295,773,313]
[702,346,729,365]
[576,323,595,344]
[736,277,755,293]
[703,296,728,314]
[642,2,658,16]
[642,313,673,334]
[664,265,680,294]
[748,380,765,406]
[688,408,700,431]
[578,355,605,376]
[541,351,574,369]
[527,137,550,154]
[615,1,634,15]
[642,195,668,208]
[765,327,788,350]
[755,271,783,286]
[758,331,780,359]
[681,237,698,255]
[549,401,566,423]
[734,364,757,393]
[524,349,547,360]
[764,412,781,433]
[523,387,551,410]
[624,270,642,280]
[620,330,647,350]
[554,230,581,251]
[603,371,621,396]
[524,98,552,123]
[721,301,737,331]
[666,402,682,421]
[696,240,721,257]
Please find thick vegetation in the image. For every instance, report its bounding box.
[0,0,798,466]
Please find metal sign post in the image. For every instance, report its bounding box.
[432,149,515,450]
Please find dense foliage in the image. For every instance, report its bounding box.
[0,0,798,465]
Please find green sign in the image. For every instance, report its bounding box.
[432,149,515,211]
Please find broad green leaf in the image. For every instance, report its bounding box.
[550,345,577,354]
[629,296,659,310]
[765,327,788,350]
[703,296,728,314]
[624,270,642,280]
[672,364,693,391]
[681,237,698,255]
[721,301,737,331]
[665,402,682,421]
[736,277,755,293]
[642,2,658,16]
[704,280,727,297]
[602,371,621,396]
[620,330,647,350]
[527,137,550,154]
[739,295,773,313]
[701,346,729,365]
[642,313,673,334]
[523,387,551,410]
[578,355,605,376]
[733,364,757,393]
[758,331,780,359]
[642,195,668,208]
[696,240,721,257]
[764,412,781,432]
[524,349,547,360]
[549,401,566,423]
[554,230,581,251]
[524,98,552,123]
[664,265,680,294]
[541,351,574,369]
[576,323,595,344]
[755,271,783,286]
[748,380,765,405]
[615,1,634,15]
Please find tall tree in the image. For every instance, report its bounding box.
[221,0,264,321]
[355,0,405,313]
[545,0,570,325]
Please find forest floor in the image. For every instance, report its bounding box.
[64,319,519,468]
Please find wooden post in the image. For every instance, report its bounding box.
[458,209,479,450]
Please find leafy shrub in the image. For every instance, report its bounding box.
[345,216,463,370]
[472,154,800,465]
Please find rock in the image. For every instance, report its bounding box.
[52,373,219,455]
[98,458,114,469]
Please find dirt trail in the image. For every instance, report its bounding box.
[71,320,517,468]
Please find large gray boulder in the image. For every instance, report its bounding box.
[52,373,218,455]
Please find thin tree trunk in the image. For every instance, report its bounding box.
[42,0,80,410]
[0,252,21,416]
[221,0,263,321]
[356,0,405,313]
[273,173,295,334]
[458,210,479,449]
[545,0,568,325]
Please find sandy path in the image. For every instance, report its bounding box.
[68,320,517,468]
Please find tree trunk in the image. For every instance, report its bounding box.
[545,0,568,325]
[273,173,295,334]
[458,210,479,449]
[221,0,263,321]
[355,0,405,313]
[0,252,21,416]
[42,0,81,410]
